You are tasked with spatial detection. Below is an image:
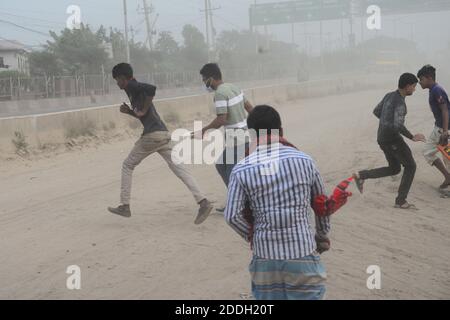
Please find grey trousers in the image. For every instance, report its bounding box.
[120,131,206,205]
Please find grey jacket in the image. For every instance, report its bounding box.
[373,90,414,143]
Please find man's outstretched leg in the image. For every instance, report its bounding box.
[158,146,214,225]
[354,141,417,208]
[392,141,417,208]
[353,142,402,194]
[108,133,169,218]
[423,127,450,189]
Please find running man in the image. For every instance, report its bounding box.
[417,65,450,190]
[195,63,253,212]
[108,63,213,224]
[353,73,426,209]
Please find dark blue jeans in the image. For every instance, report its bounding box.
[216,142,249,187]
[359,139,416,205]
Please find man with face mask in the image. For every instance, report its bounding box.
[196,63,254,212]
[352,73,426,209]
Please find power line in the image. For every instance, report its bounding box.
[213,13,243,30]
[0,10,63,27]
[157,15,205,32]
[0,36,45,50]
[0,18,51,37]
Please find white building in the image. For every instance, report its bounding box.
[0,40,30,76]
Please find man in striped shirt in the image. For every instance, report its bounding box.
[197,63,254,212]
[225,105,335,300]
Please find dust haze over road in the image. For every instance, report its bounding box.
[1,89,448,299]
[1,0,450,301]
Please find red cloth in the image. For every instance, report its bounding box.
[312,178,353,217]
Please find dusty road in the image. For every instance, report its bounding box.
[0,88,449,299]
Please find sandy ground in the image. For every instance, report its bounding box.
[0,88,449,300]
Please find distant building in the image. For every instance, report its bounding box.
[0,40,30,75]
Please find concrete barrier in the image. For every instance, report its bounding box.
[0,73,393,156]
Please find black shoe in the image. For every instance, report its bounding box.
[108,204,131,218]
[215,206,225,214]
[352,173,364,194]
[194,199,214,225]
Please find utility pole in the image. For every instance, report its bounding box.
[123,0,130,63]
[130,26,135,43]
[201,0,220,62]
[205,0,211,62]
[252,0,259,54]
[291,23,295,46]
[349,0,357,48]
[204,0,210,61]
[319,21,323,55]
[208,0,216,53]
[264,25,269,51]
[304,22,308,54]
[361,16,364,43]
[142,0,154,51]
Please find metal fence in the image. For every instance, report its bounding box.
[0,66,293,101]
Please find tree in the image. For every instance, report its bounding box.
[46,24,109,74]
[29,51,62,76]
[215,29,299,78]
[105,28,128,65]
[129,42,157,74]
[155,31,179,56]
[181,24,208,69]
[216,30,257,70]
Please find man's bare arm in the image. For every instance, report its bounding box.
[439,103,449,145]
[439,103,449,132]
[202,114,228,136]
[244,100,254,114]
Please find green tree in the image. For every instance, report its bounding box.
[216,29,299,77]
[29,51,62,76]
[46,24,108,74]
[181,24,207,69]
[155,31,179,56]
[105,28,127,65]
[129,42,157,74]
[154,31,183,72]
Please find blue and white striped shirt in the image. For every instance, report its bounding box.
[224,143,331,260]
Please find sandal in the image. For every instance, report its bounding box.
[394,202,418,210]
[439,181,450,190]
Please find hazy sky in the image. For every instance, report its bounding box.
[1,0,449,55]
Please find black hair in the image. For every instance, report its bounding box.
[199,63,222,80]
[112,63,133,79]
[247,105,282,137]
[417,64,436,80]
[398,73,418,89]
